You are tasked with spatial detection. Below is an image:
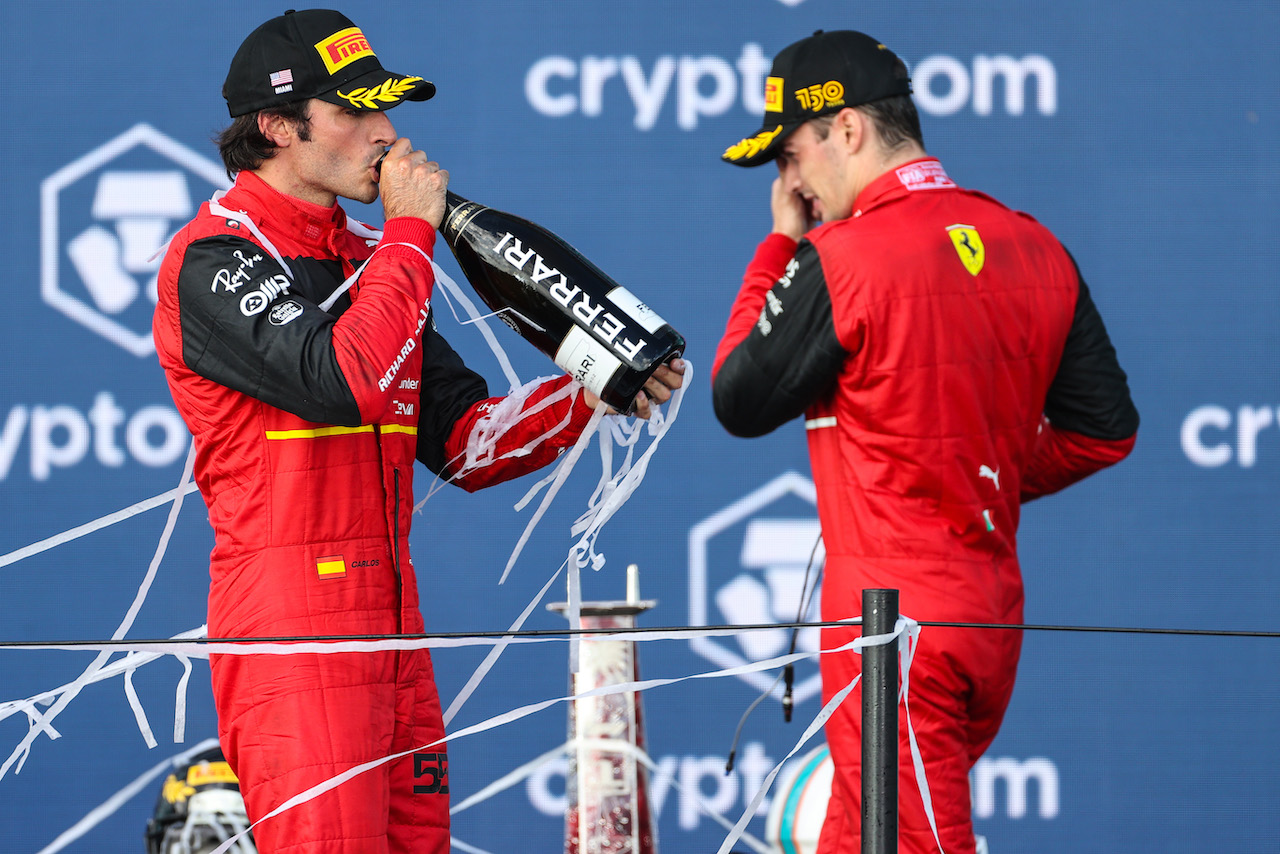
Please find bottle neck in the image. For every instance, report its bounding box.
[444,191,467,214]
[440,191,478,245]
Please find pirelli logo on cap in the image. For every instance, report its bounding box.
[764,76,785,113]
[187,761,238,787]
[316,27,375,75]
[317,555,347,579]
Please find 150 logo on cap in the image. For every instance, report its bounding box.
[795,81,845,113]
[315,27,374,75]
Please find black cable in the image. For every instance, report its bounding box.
[5,619,1280,649]
[781,533,825,724]
[725,531,825,773]
[724,670,783,774]
[780,663,794,724]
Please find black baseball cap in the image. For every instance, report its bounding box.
[223,9,435,117]
[722,30,912,167]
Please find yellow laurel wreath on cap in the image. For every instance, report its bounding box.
[337,76,424,109]
[723,125,783,162]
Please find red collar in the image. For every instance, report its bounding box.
[220,170,350,255]
[851,157,956,218]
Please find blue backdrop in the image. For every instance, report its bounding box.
[3,1,1278,852]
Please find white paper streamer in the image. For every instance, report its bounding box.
[593,738,775,854]
[900,620,945,852]
[714,618,917,854]
[569,363,689,576]
[3,623,862,658]
[501,402,609,583]
[1,442,197,779]
[0,481,200,570]
[33,737,220,854]
[21,612,938,854]
[204,622,882,854]
[430,257,523,390]
[0,626,206,725]
[447,737,775,854]
[173,655,193,743]
[208,193,295,280]
[566,545,584,673]
[123,667,157,749]
[448,742,571,816]
[11,201,703,849]
[442,562,566,726]
[318,241,431,312]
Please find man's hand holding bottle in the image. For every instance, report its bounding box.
[584,358,687,419]
[378,138,449,228]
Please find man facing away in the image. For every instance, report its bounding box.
[712,29,1137,854]
[153,9,683,853]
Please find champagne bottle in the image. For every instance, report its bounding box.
[438,191,685,415]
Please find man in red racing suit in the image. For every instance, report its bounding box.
[153,10,682,854]
[712,31,1138,854]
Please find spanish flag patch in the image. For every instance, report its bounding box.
[316,555,347,579]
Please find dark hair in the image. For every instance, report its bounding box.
[215,101,313,178]
[856,94,924,151]
[808,94,923,153]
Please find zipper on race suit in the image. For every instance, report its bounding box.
[390,462,405,681]
[392,465,404,635]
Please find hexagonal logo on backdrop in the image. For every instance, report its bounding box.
[688,470,826,705]
[40,123,231,357]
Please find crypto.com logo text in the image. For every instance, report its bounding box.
[1182,404,1280,467]
[41,123,230,357]
[527,47,1056,130]
[688,471,825,705]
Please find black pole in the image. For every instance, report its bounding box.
[862,588,899,854]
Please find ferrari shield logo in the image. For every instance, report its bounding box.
[947,224,985,276]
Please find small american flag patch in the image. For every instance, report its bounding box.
[270,69,294,87]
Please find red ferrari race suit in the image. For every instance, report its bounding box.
[154,170,595,854]
[712,158,1138,854]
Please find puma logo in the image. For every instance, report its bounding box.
[978,464,1000,490]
